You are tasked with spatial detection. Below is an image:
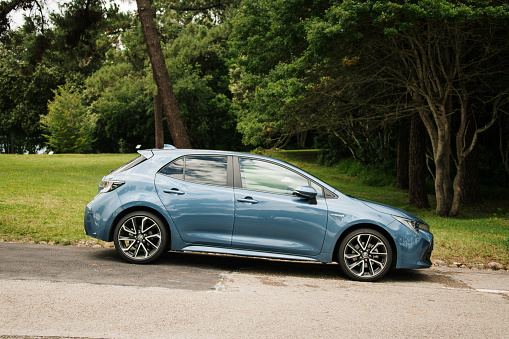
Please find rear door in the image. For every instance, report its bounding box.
[155,155,234,247]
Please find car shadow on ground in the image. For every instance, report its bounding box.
[90,247,433,283]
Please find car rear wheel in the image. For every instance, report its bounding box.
[113,211,168,264]
[338,228,392,282]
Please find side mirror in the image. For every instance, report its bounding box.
[293,186,317,199]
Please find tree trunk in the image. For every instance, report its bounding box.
[154,93,164,149]
[296,131,308,149]
[408,113,429,208]
[396,118,409,190]
[136,0,191,149]
[417,97,453,216]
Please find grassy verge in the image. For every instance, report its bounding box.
[1,151,508,267]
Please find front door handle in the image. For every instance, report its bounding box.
[163,188,185,195]
[237,197,258,204]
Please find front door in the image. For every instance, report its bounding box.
[232,158,328,256]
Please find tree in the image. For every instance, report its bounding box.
[42,85,97,153]
[85,63,155,152]
[136,0,191,148]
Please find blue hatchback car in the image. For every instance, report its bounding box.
[84,149,433,281]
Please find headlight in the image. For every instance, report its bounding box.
[393,215,429,234]
[99,180,125,193]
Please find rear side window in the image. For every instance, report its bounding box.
[110,155,147,174]
[159,156,228,186]
[160,158,184,180]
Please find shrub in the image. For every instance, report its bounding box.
[41,85,97,153]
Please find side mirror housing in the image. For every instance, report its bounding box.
[293,186,317,199]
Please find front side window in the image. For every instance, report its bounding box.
[239,158,311,195]
[159,156,227,186]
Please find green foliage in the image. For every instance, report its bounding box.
[41,85,98,153]
[0,0,132,154]
[86,64,154,153]
[161,13,241,150]
[335,158,396,188]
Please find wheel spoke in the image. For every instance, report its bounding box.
[347,260,363,270]
[344,253,361,259]
[121,224,136,235]
[346,243,361,255]
[123,240,136,252]
[142,221,157,234]
[368,259,375,276]
[133,242,142,257]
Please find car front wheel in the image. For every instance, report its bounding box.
[338,228,392,282]
[113,211,168,264]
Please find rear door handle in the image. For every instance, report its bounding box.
[163,188,185,195]
[237,197,258,204]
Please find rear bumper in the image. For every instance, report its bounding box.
[83,192,123,241]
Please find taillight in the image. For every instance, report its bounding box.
[99,180,125,193]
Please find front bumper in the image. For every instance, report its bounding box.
[395,229,434,269]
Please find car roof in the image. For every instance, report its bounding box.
[140,149,289,163]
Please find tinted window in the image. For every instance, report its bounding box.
[160,156,228,186]
[185,156,228,186]
[159,157,184,180]
[239,158,309,195]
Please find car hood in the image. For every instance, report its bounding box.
[354,198,427,224]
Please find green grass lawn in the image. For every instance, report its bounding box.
[1,151,508,267]
[0,153,134,245]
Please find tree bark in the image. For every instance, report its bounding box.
[154,93,164,149]
[136,0,191,149]
[396,118,409,190]
[408,112,429,208]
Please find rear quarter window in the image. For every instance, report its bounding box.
[110,155,147,174]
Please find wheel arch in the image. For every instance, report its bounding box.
[332,223,398,268]
[108,206,172,246]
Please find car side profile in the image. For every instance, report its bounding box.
[84,149,433,281]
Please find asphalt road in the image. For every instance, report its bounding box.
[0,243,508,338]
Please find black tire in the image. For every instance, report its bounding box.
[113,211,169,264]
[338,228,392,282]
